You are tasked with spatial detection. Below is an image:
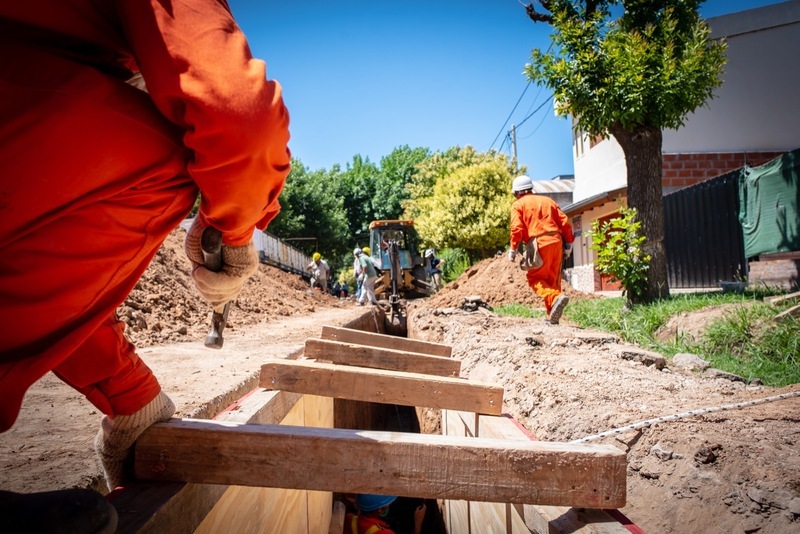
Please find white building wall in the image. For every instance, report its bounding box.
[572,138,627,203]
[662,2,800,153]
[572,1,800,203]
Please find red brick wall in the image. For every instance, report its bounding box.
[661,151,784,189]
[748,252,800,291]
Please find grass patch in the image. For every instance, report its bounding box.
[503,289,799,387]
[494,303,544,319]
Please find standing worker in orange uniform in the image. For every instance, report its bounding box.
[508,175,574,324]
[0,0,290,527]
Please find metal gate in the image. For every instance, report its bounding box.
[663,170,747,288]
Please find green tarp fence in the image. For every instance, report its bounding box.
[738,148,800,257]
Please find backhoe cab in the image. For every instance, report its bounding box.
[368,220,434,304]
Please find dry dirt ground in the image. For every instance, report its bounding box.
[2,229,799,534]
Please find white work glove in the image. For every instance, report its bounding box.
[507,249,517,262]
[94,392,175,491]
[185,218,259,309]
[563,243,573,260]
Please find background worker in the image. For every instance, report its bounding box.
[425,249,445,291]
[353,247,364,300]
[307,252,330,292]
[346,494,426,534]
[0,0,291,520]
[356,248,380,306]
[508,175,574,324]
[363,246,382,270]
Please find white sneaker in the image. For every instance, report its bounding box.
[549,295,570,324]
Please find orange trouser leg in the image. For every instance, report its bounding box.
[0,45,197,431]
[525,243,564,315]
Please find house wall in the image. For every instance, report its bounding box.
[568,2,800,290]
[568,200,625,292]
[662,2,800,155]
[748,252,800,290]
[662,151,783,194]
[573,137,627,203]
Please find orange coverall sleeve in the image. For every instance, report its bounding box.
[509,202,528,251]
[117,0,291,245]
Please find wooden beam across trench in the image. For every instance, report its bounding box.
[112,389,303,533]
[320,324,452,357]
[134,418,627,509]
[304,337,461,377]
[260,358,502,415]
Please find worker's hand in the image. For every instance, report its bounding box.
[507,249,517,262]
[185,218,259,309]
[95,392,175,491]
[414,503,427,534]
[563,243,573,260]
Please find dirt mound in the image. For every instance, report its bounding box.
[427,254,595,309]
[407,303,800,534]
[118,227,341,347]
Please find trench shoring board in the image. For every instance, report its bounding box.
[135,418,626,509]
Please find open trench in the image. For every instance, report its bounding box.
[330,307,448,533]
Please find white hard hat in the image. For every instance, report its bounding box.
[512,175,533,193]
[425,249,434,258]
[353,247,362,256]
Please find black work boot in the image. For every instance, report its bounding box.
[0,488,118,534]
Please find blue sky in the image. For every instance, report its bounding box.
[230,1,786,181]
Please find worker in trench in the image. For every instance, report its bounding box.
[0,1,290,529]
[508,175,574,324]
[346,494,426,534]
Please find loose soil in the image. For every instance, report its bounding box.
[2,229,799,534]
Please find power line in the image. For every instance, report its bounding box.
[514,94,553,130]
[518,105,550,140]
[489,81,531,150]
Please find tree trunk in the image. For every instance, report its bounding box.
[609,124,670,305]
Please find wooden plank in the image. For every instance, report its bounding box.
[135,419,627,508]
[766,290,800,305]
[304,395,334,533]
[216,389,303,425]
[439,410,632,534]
[260,358,503,415]
[329,501,346,534]
[477,414,631,534]
[113,389,303,533]
[196,396,312,534]
[774,302,800,320]
[304,338,460,377]
[522,506,633,534]
[321,325,452,357]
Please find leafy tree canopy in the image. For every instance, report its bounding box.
[523,0,726,304]
[268,158,350,270]
[334,154,379,243]
[408,148,517,257]
[373,145,430,221]
[525,0,726,135]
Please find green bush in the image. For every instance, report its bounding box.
[439,248,471,283]
[588,206,650,304]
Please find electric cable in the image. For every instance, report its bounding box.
[489,81,531,150]
[570,390,800,444]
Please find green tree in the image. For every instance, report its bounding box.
[373,145,430,221]
[524,0,726,304]
[269,159,350,270]
[334,155,380,244]
[411,153,515,258]
[404,145,523,220]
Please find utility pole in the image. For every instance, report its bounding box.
[510,124,518,172]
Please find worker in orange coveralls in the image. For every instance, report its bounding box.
[508,175,574,324]
[0,1,290,528]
